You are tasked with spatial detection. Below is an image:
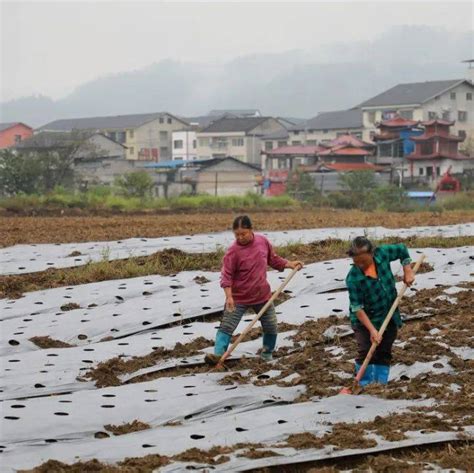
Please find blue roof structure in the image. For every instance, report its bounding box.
[143,160,186,169]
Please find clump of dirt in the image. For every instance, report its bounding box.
[237,448,281,459]
[104,420,150,436]
[275,291,292,306]
[29,336,75,349]
[173,446,232,465]
[284,423,377,451]
[60,302,81,311]
[194,275,210,285]
[395,261,434,282]
[84,337,213,387]
[67,250,82,257]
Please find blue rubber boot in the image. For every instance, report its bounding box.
[261,333,277,361]
[374,364,390,384]
[214,330,232,355]
[355,362,375,386]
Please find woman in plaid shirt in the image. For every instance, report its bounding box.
[345,236,415,386]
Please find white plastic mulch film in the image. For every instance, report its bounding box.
[1,223,472,275]
[0,227,473,472]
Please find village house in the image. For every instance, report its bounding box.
[358,76,474,141]
[287,109,365,145]
[14,130,145,187]
[144,156,261,197]
[38,112,189,161]
[0,122,33,148]
[196,116,287,165]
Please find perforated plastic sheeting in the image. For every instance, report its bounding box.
[1,247,471,400]
[1,223,472,275]
[2,372,304,447]
[3,246,471,356]
[192,428,474,473]
[0,394,430,472]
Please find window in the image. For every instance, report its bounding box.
[193,140,196,149]
[459,130,467,139]
[128,130,134,139]
[173,140,183,149]
[419,168,424,176]
[265,141,273,150]
[458,111,467,122]
[427,167,433,177]
[368,111,376,124]
[108,132,117,141]
[167,118,172,124]
[323,130,328,134]
[400,110,413,120]
[277,141,287,148]
[306,140,317,146]
[450,92,456,100]
[129,147,135,156]
[428,111,437,120]
[160,131,168,140]
[436,167,441,176]
[467,93,473,101]
[292,140,301,145]
[199,138,209,147]
[160,146,169,157]
[293,131,299,135]
[117,132,126,143]
[14,134,22,144]
[421,142,433,155]
[232,138,244,147]
[159,117,164,124]
[442,111,450,121]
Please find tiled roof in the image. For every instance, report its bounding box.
[292,109,363,131]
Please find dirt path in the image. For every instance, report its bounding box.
[1,209,473,247]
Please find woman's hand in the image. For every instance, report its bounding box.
[225,296,236,312]
[403,266,415,287]
[370,328,382,345]
[286,260,304,270]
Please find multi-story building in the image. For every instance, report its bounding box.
[38,112,189,161]
[172,128,198,161]
[288,109,365,145]
[196,117,287,166]
[358,78,474,140]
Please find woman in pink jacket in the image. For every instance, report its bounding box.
[207,215,302,363]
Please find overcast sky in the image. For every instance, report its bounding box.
[1,1,473,102]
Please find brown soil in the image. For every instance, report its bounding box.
[2,209,473,247]
[104,420,151,436]
[29,336,75,349]
[83,337,213,387]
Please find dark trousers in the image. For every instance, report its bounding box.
[352,321,398,366]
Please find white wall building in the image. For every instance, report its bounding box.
[172,129,198,161]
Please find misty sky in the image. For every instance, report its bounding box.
[1,1,473,102]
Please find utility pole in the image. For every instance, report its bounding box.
[214,172,218,196]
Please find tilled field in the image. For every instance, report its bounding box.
[0,225,473,472]
[1,209,474,247]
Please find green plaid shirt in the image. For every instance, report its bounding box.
[345,244,412,329]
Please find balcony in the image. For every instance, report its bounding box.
[209,141,229,150]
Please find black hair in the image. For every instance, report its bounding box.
[233,215,252,230]
[347,236,374,257]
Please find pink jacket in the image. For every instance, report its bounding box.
[220,233,288,305]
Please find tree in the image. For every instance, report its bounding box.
[339,170,377,210]
[115,171,154,198]
[286,169,320,202]
[0,131,92,195]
